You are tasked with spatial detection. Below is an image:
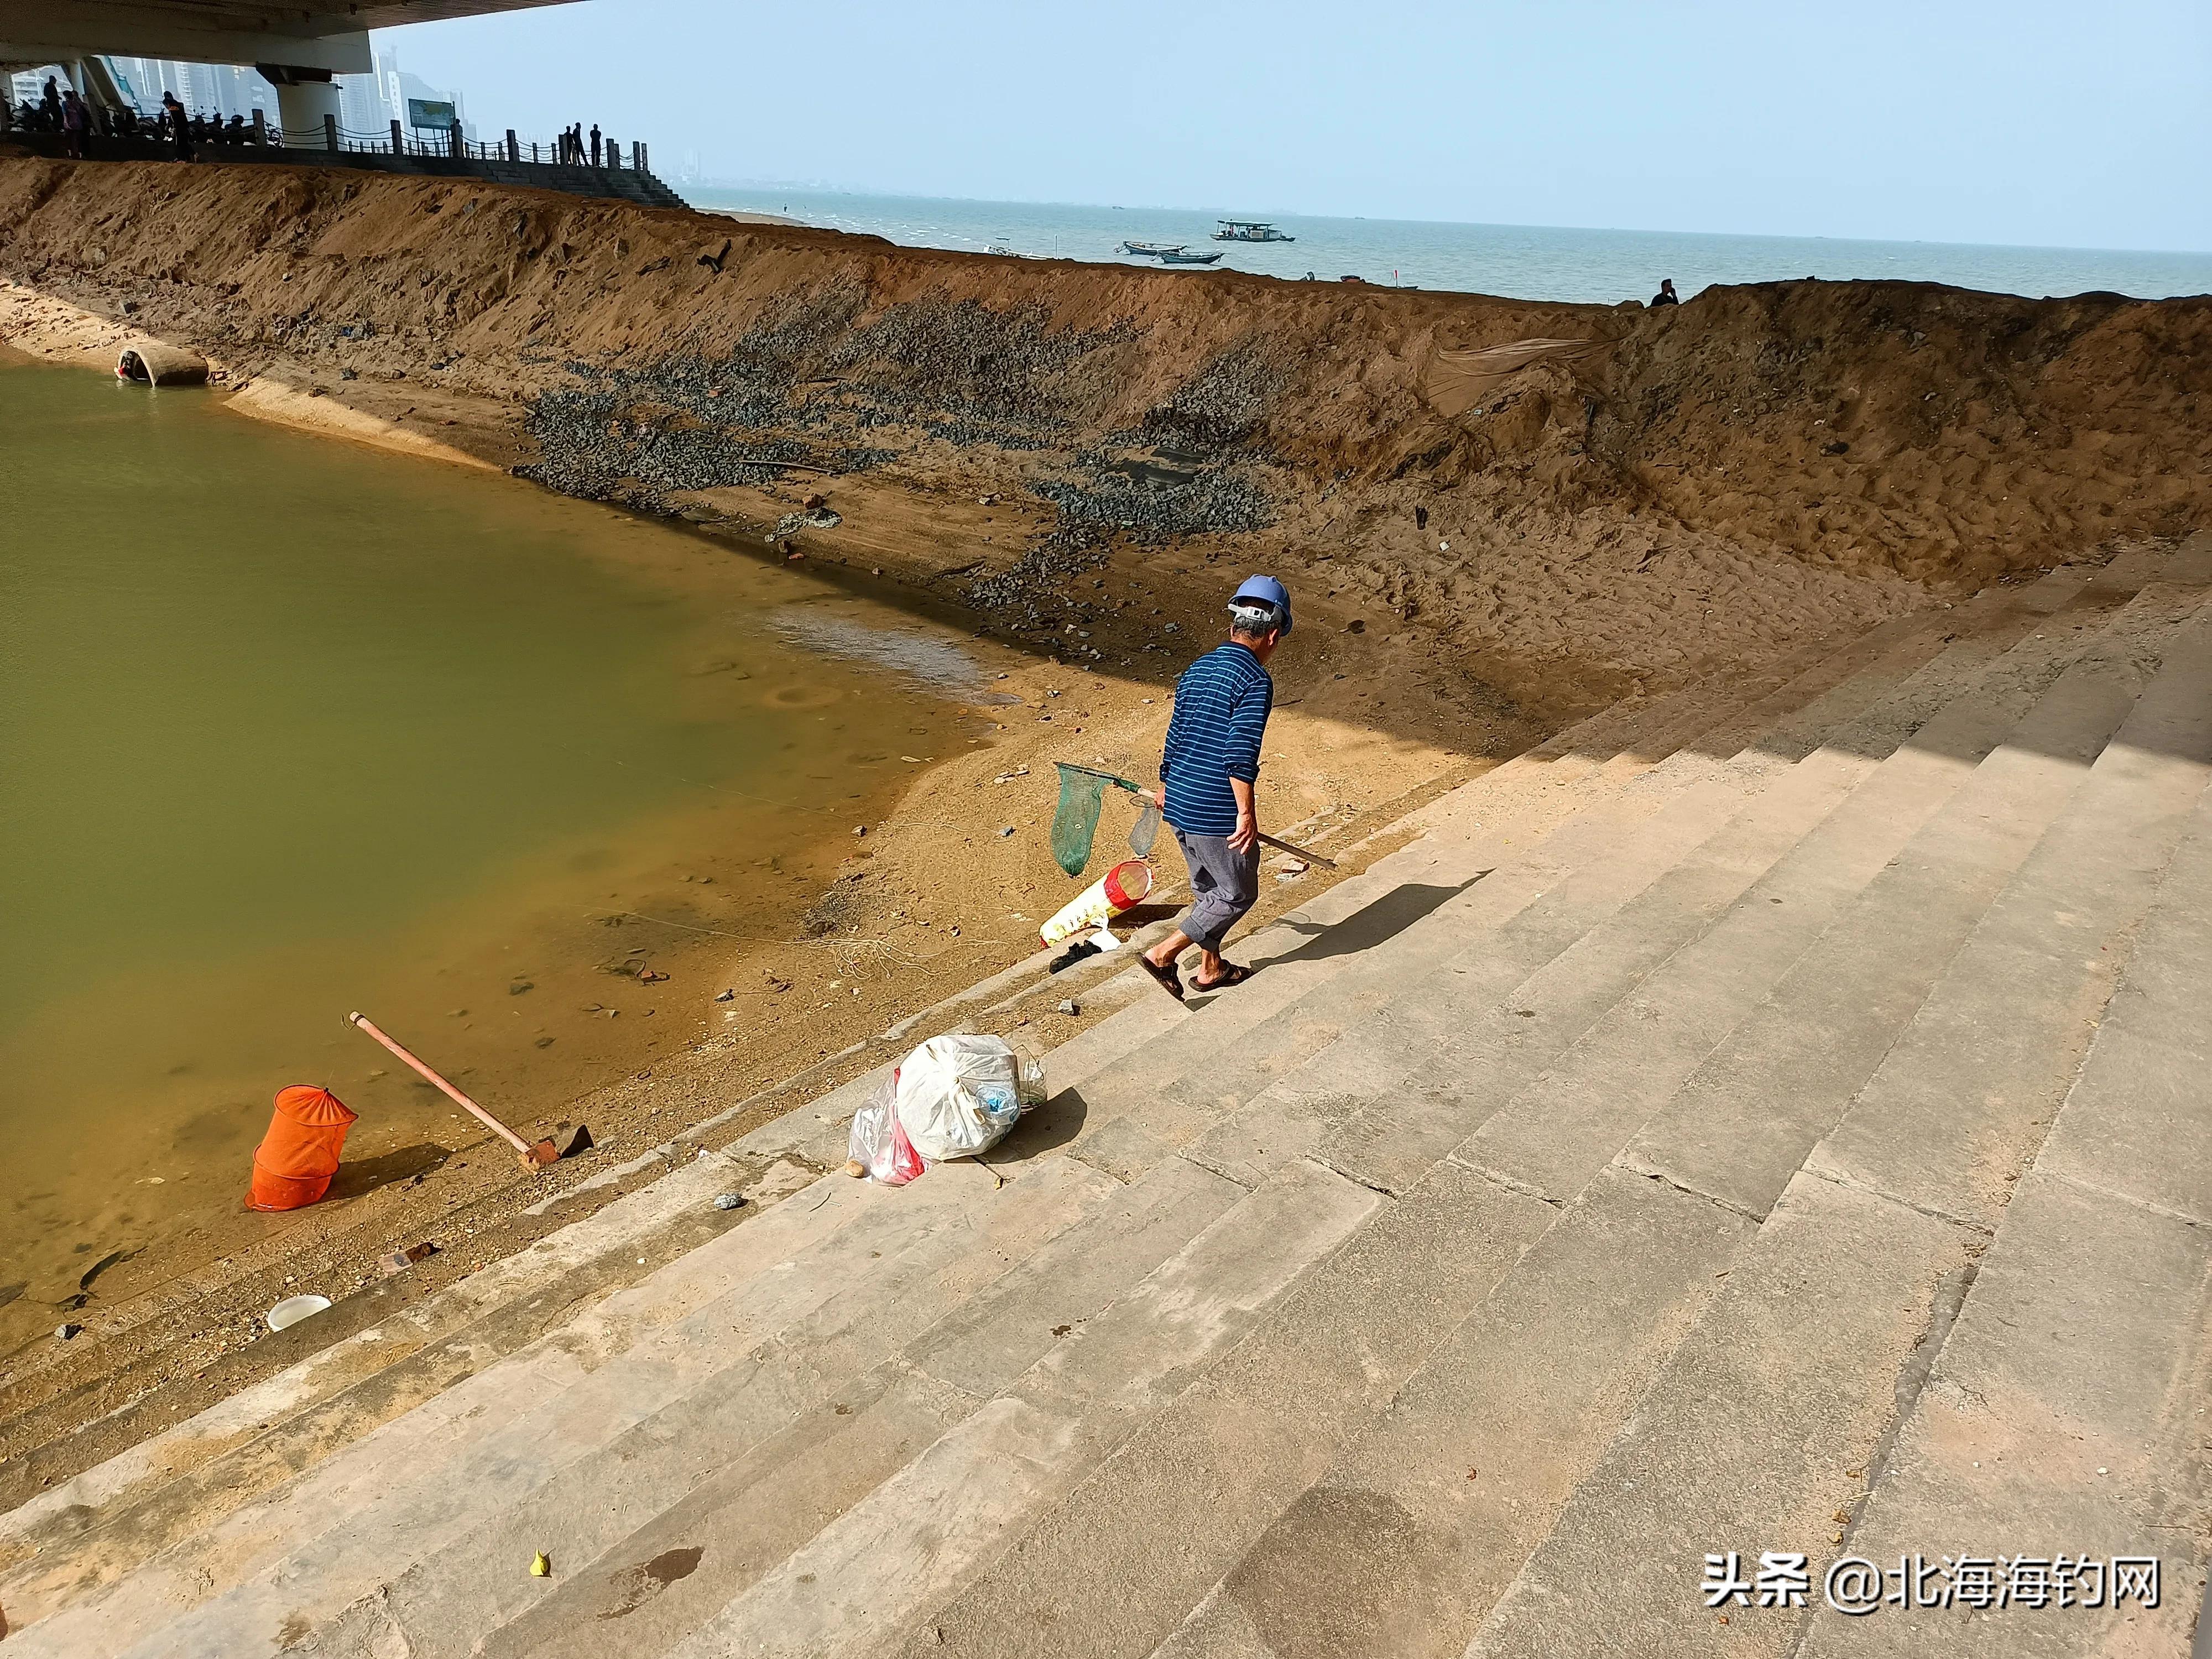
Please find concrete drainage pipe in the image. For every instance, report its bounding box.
[116,340,208,386]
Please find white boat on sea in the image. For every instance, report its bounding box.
[1119,241,1186,257]
[1214,220,1294,243]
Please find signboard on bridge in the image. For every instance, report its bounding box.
[406,98,457,131]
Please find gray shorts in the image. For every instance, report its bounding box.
[1171,827,1260,954]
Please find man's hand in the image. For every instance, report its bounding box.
[1228,810,1259,855]
[1148,785,1167,810]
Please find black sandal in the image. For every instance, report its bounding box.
[1138,954,1186,1001]
[1190,963,1255,992]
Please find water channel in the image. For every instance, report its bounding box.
[0,357,993,1343]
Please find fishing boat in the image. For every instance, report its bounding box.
[1119,241,1185,257]
[1214,220,1294,243]
[1158,249,1224,265]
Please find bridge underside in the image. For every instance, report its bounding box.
[1,0,575,73]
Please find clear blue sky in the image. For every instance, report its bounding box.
[382,0,2210,253]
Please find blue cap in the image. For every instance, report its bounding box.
[1228,574,1293,636]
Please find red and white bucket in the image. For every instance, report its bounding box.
[1040,858,1155,945]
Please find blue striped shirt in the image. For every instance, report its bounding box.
[1160,641,1274,836]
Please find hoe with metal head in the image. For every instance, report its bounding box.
[347,1012,564,1170]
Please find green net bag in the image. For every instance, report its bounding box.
[1050,764,1110,878]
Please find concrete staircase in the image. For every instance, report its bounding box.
[3,542,2208,1657]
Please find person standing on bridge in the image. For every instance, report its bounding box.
[161,92,193,161]
[60,88,90,159]
[590,123,602,167]
[1138,576,1292,1001]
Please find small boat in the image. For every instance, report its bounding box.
[1214,220,1293,243]
[984,243,1017,257]
[1158,249,1224,265]
[1120,241,1185,257]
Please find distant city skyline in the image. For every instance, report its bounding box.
[9,45,470,143]
[368,0,2209,256]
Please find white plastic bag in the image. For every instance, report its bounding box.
[893,1034,1045,1162]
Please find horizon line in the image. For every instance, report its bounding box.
[678,180,2212,265]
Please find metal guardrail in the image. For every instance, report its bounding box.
[3,104,649,175]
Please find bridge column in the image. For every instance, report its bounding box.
[257,64,342,146]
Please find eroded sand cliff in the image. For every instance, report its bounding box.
[7,157,2204,725]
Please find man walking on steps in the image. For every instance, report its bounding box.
[1140,576,1291,1001]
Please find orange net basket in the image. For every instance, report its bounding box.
[247,1086,356,1212]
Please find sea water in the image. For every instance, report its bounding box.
[690,185,2212,305]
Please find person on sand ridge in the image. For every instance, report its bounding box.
[1138,576,1291,1000]
[1650,277,1681,307]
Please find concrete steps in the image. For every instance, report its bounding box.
[5,547,2209,1657]
[890,581,2210,1659]
[1462,599,2212,1658]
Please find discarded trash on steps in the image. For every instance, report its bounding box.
[848,1075,926,1186]
[1048,925,1125,973]
[267,1294,333,1332]
[848,1034,1046,1182]
[378,1243,439,1277]
[1040,860,1154,946]
[246,1086,357,1212]
[1050,937,1102,973]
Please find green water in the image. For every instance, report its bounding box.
[0,358,977,1324]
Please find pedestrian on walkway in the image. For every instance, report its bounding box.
[589,123,602,166]
[60,88,90,158]
[1138,576,1292,1000]
[161,92,193,161]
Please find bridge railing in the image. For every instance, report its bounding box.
[2,101,650,175]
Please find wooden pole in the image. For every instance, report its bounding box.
[347,1012,557,1168]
